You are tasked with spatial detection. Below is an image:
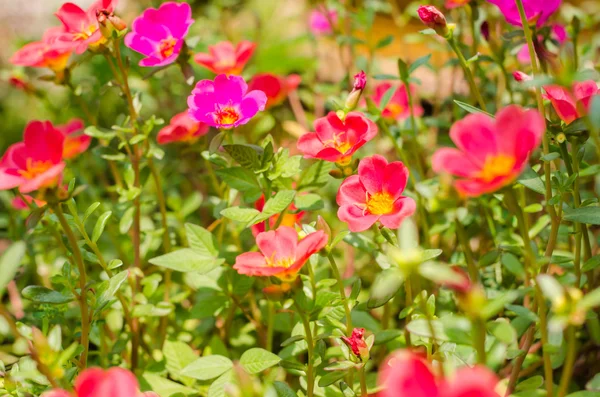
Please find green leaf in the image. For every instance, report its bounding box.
[563,206,600,225]
[221,207,261,223]
[250,190,296,225]
[96,270,129,310]
[408,54,432,74]
[0,241,26,298]
[163,340,198,382]
[208,370,232,397]
[92,211,112,243]
[268,150,302,181]
[590,95,600,131]
[481,291,519,319]
[376,34,394,49]
[84,126,116,140]
[379,85,398,111]
[185,223,218,257]
[149,248,224,273]
[181,355,233,380]
[294,194,324,211]
[132,303,173,317]
[299,161,333,190]
[22,286,73,304]
[83,202,100,224]
[273,381,297,397]
[406,319,448,341]
[215,167,261,199]
[367,268,404,308]
[517,166,546,195]
[502,253,525,278]
[579,287,600,311]
[453,100,494,118]
[318,370,347,387]
[141,373,196,396]
[239,348,282,374]
[223,144,263,170]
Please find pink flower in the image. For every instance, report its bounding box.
[417,5,449,36]
[0,121,65,194]
[125,2,194,67]
[194,41,256,75]
[485,0,561,27]
[517,24,568,64]
[187,74,267,129]
[309,7,338,35]
[353,70,367,91]
[371,82,424,122]
[41,367,157,397]
[251,194,305,236]
[445,0,471,9]
[55,0,118,53]
[12,195,46,210]
[513,71,532,82]
[157,112,210,144]
[431,105,544,197]
[248,73,301,109]
[56,119,92,159]
[378,351,500,397]
[297,112,378,165]
[233,226,328,281]
[341,328,370,362]
[543,80,599,125]
[336,155,416,232]
[10,27,74,72]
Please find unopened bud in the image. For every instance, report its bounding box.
[480,21,490,42]
[353,70,366,90]
[513,71,532,82]
[262,283,293,301]
[316,216,332,241]
[556,133,566,144]
[341,328,370,363]
[97,9,127,39]
[417,6,449,38]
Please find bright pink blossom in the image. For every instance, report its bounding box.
[187,74,267,129]
[251,194,305,236]
[371,82,424,122]
[55,0,117,53]
[194,41,256,75]
[543,80,599,125]
[297,112,377,165]
[337,155,415,232]
[485,0,561,27]
[56,119,91,159]
[445,0,471,9]
[432,105,544,197]
[41,367,157,397]
[309,7,338,35]
[10,27,74,71]
[0,121,65,194]
[125,2,194,67]
[157,112,210,145]
[378,351,500,397]
[248,73,301,109]
[417,5,449,36]
[353,70,367,91]
[233,226,328,281]
[341,328,370,362]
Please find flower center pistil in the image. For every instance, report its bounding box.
[477,154,516,183]
[366,192,394,215]
[158,37,177,59]
[18,158,53,180]
[214,105,241,126]
[265,254,295,268]
[387,103,405,118]
[73,24,98,41]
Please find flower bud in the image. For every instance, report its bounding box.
[344,71,367,112]
[96,9,126,39]
[262,283,293,301]
[316,215,332,241]
[353,70,366,91]
[513,71,532,82]
[480,21,490,42]
[417,6,449,38]
[341,328,370,363]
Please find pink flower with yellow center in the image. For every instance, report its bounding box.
[297,112,378,165]
[432,105,544,197]
[194,41,256,75]
[378,350,500,397]
[251,194,305,236]
[42,367,157,397]
[55,0,118,53]
[371,82,424,122]
[485,0,561,27]
[10,27,74,72]
[0,121,66,193]
[543,80,599,125]
[56,119,92,159]
[187,74,267,129]
[309,7,338,35]
[125,2,194,67]
[157,111,210,145]
[248,73,301,109]
[336,155,416,232]
[233,226,328,281]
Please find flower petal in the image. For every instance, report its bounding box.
[378,196,416,230]
[358,154,388,195]
[337,204,379,232]
[449,113,498,167]
[256,226,298,261]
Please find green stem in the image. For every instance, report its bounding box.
[455,219,478,282]
[294,300,315,397]
[359,366,368,396]
[447,37,487,111]
[327,253,352,335]
[473,316,487,364]
[404,278,413,347]
[557,325,577,397]
[266,301,275,352]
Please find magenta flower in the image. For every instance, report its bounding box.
[125,2,194,67]
[55,0,117,53]
[337,155,416,232]
[486,0,561,27]
[194,41,256,75]
[187,74,267,129]
[543,81,600,125]
[57,119,92,160]
[309,7,338,35]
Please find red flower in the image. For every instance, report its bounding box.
[157,112,210,145]
[512,71,532,82]
[341,328,370,362]
[417,5,449,36]
[353,70,367,90]
[337,155,416,232]
[10,27,74,72]
[371,82,424,122]
[0,121,65,193]
[297,112,377,165]
[248,73,301,109]
[378,350,500,397]
[12,195,46,210]
[251,194,305,236]
[55,0,118,53]
[233,226,328,281]
[543,80,599,125]
[56,119,92,159]
[193,41,256,75]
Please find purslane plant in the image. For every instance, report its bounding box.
[1,0,600,396]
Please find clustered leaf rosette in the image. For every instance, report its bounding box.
[157,112,210,145]
[309,7,338,35]
[371,82,424,122]
[125,2,194,67]
[485,0,561,27]
[194,41,256,75]
[233,226,328,281]
[297,112,378,165]
[10,27,74,72]
[187,74,268,129]
[248,73,301,109]
[336,155,416,232]
[57,119,92,160]
[0,121,66,194]
[432,105,545,197]
[378,351,501,397]
[543,80,600,125]
[251,194,305,236]
[42,367,157,397]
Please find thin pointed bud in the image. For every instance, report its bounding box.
[108,14,127,31]
[480,21,490,41]
[316,215,332,241]
[513,71,532,82]
[344,70,366,112]
[417,5,449,38]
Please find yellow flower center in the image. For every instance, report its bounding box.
[215,106,240,126]
[18,158,53,180]
[73,24,98,41]
[387,103,405,118]
[158,38,177,59]
[366,192,394,215]
[477,154,516,183]
[265,254,295,268]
